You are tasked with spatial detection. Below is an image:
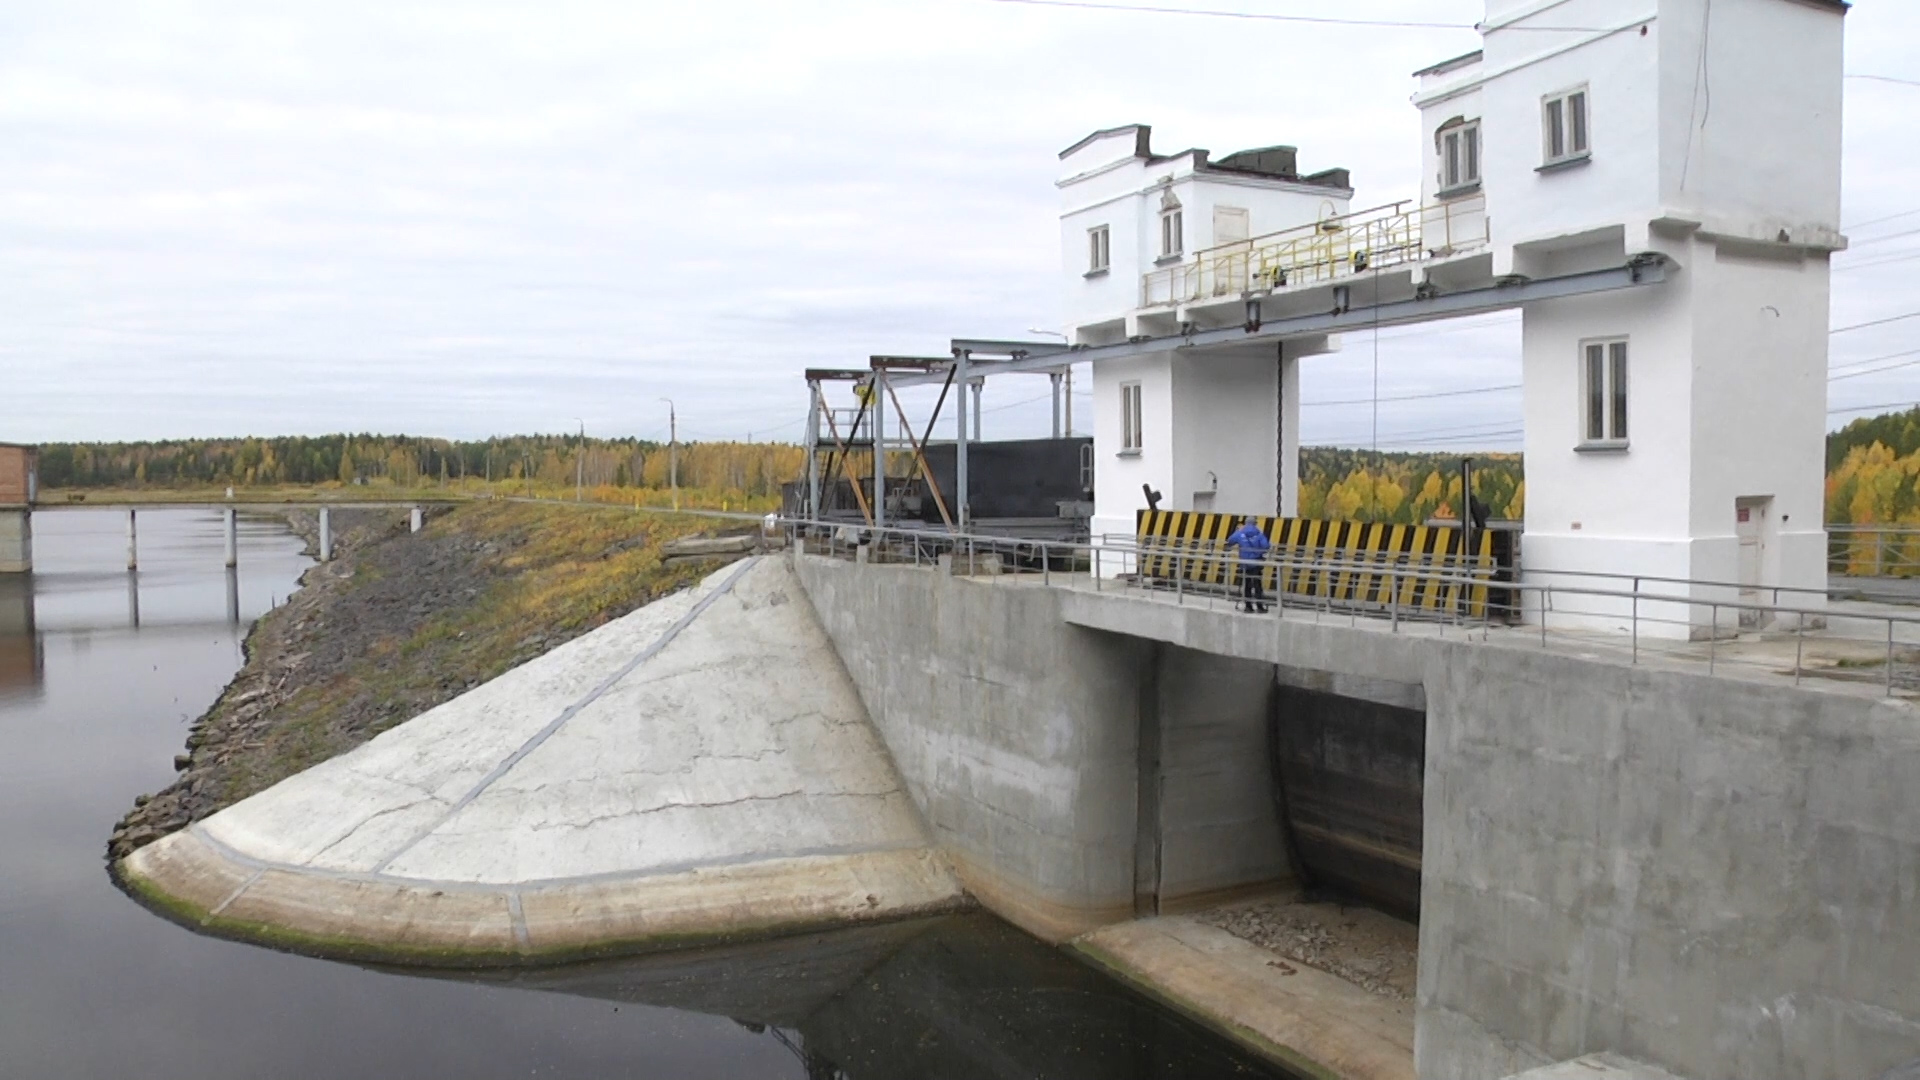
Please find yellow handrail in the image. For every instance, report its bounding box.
[1140,195,1489,308]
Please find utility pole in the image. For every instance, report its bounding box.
[660,398,678,511]
[575,419,585,503]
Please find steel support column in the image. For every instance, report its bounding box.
[872,370,887,531]
[804,381,822,520]
[954,348,971,529]
[1051,371,1063,438]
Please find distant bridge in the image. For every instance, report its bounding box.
[15,496,465,572]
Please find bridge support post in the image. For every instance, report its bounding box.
[318,507,332,563]
[0,508,29,574]
[127,509,138,572]
[410,507,423,533]
[223,508,237,569]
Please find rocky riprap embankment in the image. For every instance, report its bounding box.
[108,508,411,857]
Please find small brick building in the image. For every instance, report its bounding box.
[0,444,37,507]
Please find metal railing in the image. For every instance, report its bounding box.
[1139,196,1490,309]
[1829,526,1920,579]
[779,517,1920,698]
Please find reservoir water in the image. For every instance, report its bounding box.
[0,508,1294,1079]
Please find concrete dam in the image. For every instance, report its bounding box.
[121,548,1920,1080]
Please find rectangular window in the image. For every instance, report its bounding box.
[1088,225,1110,274]
[1440,120,1481,192]
[1120,382,1143,451]
[1543,87,1590,166]
[1582,339,1628,445]
[1159,209,1183,258]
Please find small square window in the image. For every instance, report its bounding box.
[1581,339,1628,446]
[1120,382,1144,451]
[1088,225,1110,274]
[1543,87,1591,166]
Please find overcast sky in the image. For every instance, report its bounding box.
[3,0,1917,449]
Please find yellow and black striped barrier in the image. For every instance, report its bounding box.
[1134,510,1508,618]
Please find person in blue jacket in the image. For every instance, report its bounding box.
[1225,516,1271,614]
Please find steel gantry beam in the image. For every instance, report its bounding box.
[887,257,1672,387]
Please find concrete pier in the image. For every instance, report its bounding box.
[0,509,27,574]
[317,507,331,562]
[222,507,237,569]
[119,556,967,964]
[126,508,137,571]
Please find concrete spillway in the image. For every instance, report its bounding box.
[119,556,967,964]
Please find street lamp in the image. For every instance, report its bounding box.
[659,398,678,511]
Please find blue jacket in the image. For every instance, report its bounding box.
[1226,523,1270,565]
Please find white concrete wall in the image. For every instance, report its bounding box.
[1685,241,1831,598]
[1091,350,1176,543]
[1656,0,1845,245]
[1519,227,1832,634]
[1171,352,1279,519]
[1520,237,1694,546]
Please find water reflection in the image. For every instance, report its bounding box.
[444,914,1293,1079]
[0,573,41,701]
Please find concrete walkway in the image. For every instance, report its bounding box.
[119,556,967,965]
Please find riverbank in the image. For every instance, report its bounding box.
[114,553,968,965]
[109,501,748,858]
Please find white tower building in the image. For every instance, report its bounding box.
[1413,0,1847,631]
[1059,126,1352,543]
[1059,0,1845,636]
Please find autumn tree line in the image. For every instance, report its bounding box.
[37,405,1920,525]
[33,434,804,507]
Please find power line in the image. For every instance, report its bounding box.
[1836,251,1920,275]
[1849,74,1920,89]
[1303,383,1521,408]
[1846,207,1920,232]
[1830,356,1920,382]
[1831,400,1920,417]
[1830,346,1920,375]
[1316,422,1524,444]
[1845,224,1920,250]
[974,0,1469,29]
[1832,311,1920,335]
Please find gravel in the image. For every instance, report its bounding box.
[1196,897,1419,1001]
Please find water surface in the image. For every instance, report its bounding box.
[0,507,1292,1079]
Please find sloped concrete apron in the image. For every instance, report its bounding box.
[118,556,968,966]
